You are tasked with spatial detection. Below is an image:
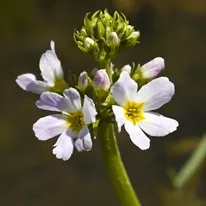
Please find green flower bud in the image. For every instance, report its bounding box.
[84,37,95,50]
[107,32,119,47]
[96,20,106,39]
[125,25,134,36]
[74,9,140,62]
[127,31,140,40]
[80,28,87,37]
[122,31,140,50]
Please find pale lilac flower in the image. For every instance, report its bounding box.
[111,71,178,150]
[140,57,165,79]
[94,69,110,90]
[33,88,97,160]
[16,41,67,94]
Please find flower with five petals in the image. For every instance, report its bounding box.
[33,88,97,160]
[111,71,178,150]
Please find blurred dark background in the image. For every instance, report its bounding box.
[1,0,206,205]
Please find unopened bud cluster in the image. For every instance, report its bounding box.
[74,9,140,62]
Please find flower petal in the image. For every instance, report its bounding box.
[74,138,84,152]
[82,95,97,124]
[111,71,138,106]
[39,41,63,86]
[36,92,62,111]
[139,112,179,137]
[112,105,126,132]
[50,40,56,53]
[121,64,132,74]
[80,126,92,151]
[53,130,74,161]
[33,114,68,140]
[63,88,82,110]
[16,73,49,94]
[75,127,92,152]
[136,77,175,111]
[124,121,150,150]
[57,98,75,114]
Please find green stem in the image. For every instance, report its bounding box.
[171,134,206,188]
[98,122,141,206]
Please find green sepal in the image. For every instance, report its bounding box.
[132,64,142,81]
[96,20,105,39]
[92,119,100,129]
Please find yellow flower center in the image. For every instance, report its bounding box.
[124,101,145,124]
[66,110,85,132]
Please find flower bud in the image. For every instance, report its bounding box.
[78,71,89,90]
[122,64,131,74]
[97,21,106,39]
[94,69,110,90]
[140,57,165,79]
[80,28,87,37]
[107,32,119,46]
[126,25,133,32]
[84,37,95,49]
[127,31,140,40]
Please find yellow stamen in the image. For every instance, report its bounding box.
[66,110,85,132]
[124,101,145,124]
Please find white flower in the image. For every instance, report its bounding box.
[111,71,178,150]
[33,88,97,160]
[16,41,67,94]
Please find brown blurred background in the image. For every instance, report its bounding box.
[1,0,206,205]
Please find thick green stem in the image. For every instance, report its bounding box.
[98,122,141,206]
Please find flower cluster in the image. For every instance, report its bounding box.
[16,10,178,161]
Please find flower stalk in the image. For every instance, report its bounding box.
[98,122,141,206]
[98,58,141,205]
[16,9,179,206]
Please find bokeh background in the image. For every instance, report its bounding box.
[1,0,206,205]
